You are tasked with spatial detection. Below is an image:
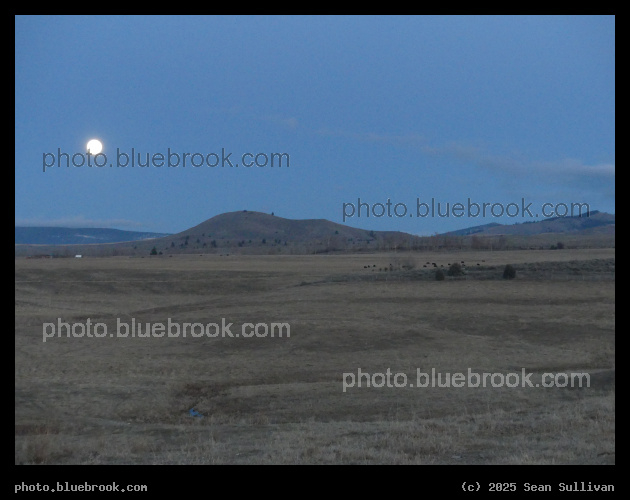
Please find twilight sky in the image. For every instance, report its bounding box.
[15,15,615,235]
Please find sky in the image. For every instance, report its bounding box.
[15,15,615,236]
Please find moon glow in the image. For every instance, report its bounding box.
[87,139,103,155]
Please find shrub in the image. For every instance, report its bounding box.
[150,247,157,255]
[448,262,464,276]
[557,241,565,249]
[503,264,516,279]
[435,269,445,281]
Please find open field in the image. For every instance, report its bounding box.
[15,248,615,464]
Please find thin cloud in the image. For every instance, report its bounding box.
[317,126,615,183]
[477,154,615,182]
[532,158,615,178]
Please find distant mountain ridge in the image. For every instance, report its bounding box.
[444,210,614,237]
[15,227,171,245]
[14,209,614,256]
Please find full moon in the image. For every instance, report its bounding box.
[86,139,103,155]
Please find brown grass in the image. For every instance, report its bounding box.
[15,248,614,464]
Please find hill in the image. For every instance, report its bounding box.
[444,211,614,237]
[157,210,413,254]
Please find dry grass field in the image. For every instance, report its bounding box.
[15,248,615,464]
